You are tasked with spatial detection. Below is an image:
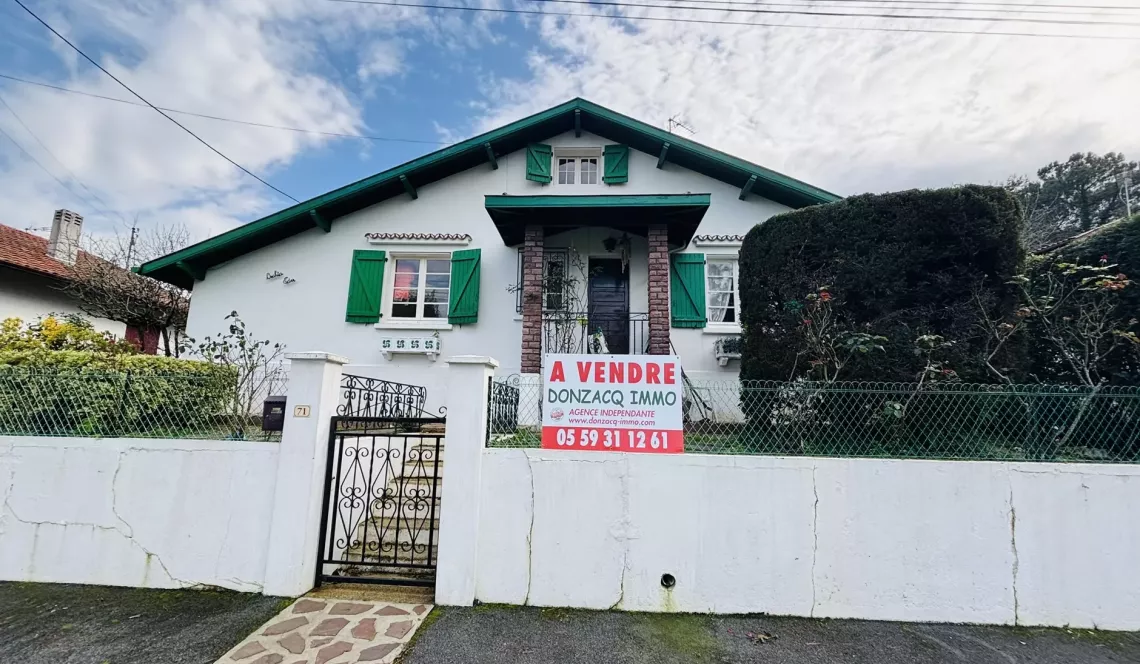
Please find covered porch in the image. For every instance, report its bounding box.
[485,194,710,373]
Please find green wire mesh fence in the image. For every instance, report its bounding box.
[0,368,287,441]
[488,376,1140,463]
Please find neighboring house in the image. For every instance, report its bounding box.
[0,210,160,353]
[138,98,840,411]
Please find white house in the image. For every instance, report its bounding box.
[0,210,130,340]
[138,99,839,411]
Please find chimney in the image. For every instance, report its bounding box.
[47,209,83,265]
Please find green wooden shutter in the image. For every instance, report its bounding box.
[345,250,386,323]
[449,248,481,325]
[670,253,706,328]
[603,144,629,184]
[525,144,553,183]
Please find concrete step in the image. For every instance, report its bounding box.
[342,542,438,566]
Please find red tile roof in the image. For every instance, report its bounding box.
[0,223,97,280]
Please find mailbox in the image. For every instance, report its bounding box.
[262,395,287,432]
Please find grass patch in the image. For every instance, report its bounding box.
[394,606,444,664]
[633,613,724,662]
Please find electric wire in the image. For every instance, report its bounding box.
[10,0,301,203]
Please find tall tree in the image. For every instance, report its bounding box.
[1010,153,1138,251]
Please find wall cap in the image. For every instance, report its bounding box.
[445,355,500,368]
[285,351,351,364]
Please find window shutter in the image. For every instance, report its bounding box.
[345,249,386,323]
[670,253,706,328]
[525,143,553,183]
[603,144,629,184]
[449,248,481,325]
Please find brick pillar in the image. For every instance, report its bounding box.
[647,225,671,355]
[521,226,544,373]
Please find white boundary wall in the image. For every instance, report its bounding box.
[0,351,349,597]
[0,436,279,592]
[467,450,1140,630]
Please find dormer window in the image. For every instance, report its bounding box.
[554,148,602,186]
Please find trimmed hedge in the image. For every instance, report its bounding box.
[739,185,1025,383]
[0,351,238,438]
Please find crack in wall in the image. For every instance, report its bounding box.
[0,446,263,593]
[609,455,632,611]
[810,463,820,618]
[1008,478,1020,626]
[523,452,537,606]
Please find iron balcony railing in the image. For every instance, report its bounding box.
[338,373,428,419]
[542,311,649,355]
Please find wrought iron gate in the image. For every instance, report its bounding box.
[315,416,444,587]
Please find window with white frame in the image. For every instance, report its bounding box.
[555,149,601,186]
[706,257,740,326]
[388,255,451,319]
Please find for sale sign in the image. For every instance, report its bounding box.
[542,354,684,454]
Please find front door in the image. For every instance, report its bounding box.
[587,258,630,354]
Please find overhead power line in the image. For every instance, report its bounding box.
[644,0,1140,18]
[529,0,1140,26]
[0,73,448,146]
[0,121,85,207]
[10,0,300,203]
[327,0,1140,40]
[0,90,128,224]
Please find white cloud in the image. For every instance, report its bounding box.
[358,39,407,81]
[467,5,1140,196]
[0,0,503,247]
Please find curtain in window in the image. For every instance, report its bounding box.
[706,261,734,323]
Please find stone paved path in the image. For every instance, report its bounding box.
[215,596,433,664]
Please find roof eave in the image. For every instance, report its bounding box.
[138,98,839,288]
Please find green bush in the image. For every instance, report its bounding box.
[0,351,238,438]
[738,185,1025,384]
[1027,214,1140,385]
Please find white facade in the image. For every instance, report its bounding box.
[0,266,126,336]
[185,131,789,411]
[467,448,1140,630]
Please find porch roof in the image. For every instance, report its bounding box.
[485,194,711,246]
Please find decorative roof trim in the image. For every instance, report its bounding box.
[138,98,840,289]
[693,234,745,247]
[366,232,472,246]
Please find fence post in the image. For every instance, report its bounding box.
[262,351,348,597]
[435,355,498,606]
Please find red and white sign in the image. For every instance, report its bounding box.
[542,354,684,454]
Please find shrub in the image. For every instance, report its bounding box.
[0,314,138,354]
[0,351,238,438]
[1025,215,1140,385]
[739,185,1025,384]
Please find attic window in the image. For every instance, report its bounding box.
[554,148,602,186]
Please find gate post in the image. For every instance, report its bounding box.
[435,355,498,606]
[262,351,348,597]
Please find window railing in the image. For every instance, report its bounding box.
[541,311,649,355]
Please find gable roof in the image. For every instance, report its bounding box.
[0,223,93,280]
[138,98,841,289]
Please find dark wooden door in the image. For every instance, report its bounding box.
[587,258,630,354]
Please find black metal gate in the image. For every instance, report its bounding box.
[315,416,444,587]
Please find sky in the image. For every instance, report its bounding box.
[1,0,1138,252]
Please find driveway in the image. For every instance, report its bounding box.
[399,605,1140,664]
[0,582,289,664]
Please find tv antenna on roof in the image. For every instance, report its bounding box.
[667,114,696,136]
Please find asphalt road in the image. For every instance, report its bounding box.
[0,582,289,664]
[399,605,1140,664]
